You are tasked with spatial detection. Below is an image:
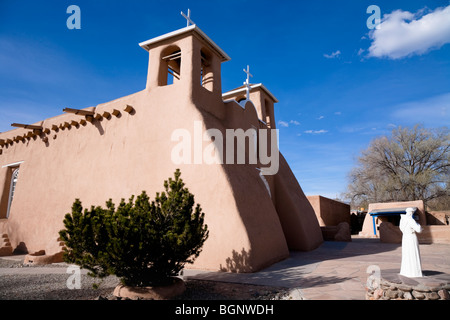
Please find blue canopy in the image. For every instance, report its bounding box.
[368,207,418,235]
[369,207,417,217]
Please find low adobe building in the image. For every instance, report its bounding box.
[0,23,323,271]
[307,195,350,227]
[360,200,450,244]
[360,200,427,238]
[307,195,351,241]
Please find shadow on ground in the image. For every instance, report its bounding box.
[186,238,402,289]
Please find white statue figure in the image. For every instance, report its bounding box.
[399,207,423,277]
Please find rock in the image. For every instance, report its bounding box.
[403,292,413,300]
[386,289,398,299]
[380,283,390,290]
[438,289,450,300]
[373,288,383,300]
[426,292,440,300]
[397,284,412,292]
[412,290,426,300]
[380,279,391,287]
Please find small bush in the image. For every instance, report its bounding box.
[59,169,208,286]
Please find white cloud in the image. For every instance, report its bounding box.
[334,111,342,115]
[290,120,300,125]
[323,50,341,59]
[368,5,450,59]
[317,115,325,120]
[278,120,289,127]
[304,129,328,134]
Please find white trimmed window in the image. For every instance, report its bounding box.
[1,161,23,219]
[6,167,19,218]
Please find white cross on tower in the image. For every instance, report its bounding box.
[181,9,195,27]
[243,65,253,100]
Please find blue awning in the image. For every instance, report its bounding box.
[368,207,418,236]
[369,207,417,217]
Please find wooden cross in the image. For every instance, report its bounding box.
[243,65,253,100]
[181,9,195,27]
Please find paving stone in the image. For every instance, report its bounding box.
[398,275,420,286]
[184,239,450,301]
[413,284,431,292]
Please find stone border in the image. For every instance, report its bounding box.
[366,274,450,300]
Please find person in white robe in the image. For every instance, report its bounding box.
[399,207,423,277]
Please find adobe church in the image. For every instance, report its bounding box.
[0,18,323,271]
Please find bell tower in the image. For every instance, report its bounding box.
[139,20,230,103]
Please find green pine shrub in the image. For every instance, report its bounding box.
[59,169,209,287]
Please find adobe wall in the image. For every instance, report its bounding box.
[0,29,323,271]
[194,96,323,252]
[273,155,323,250]
[0,84,290,271]
[379,222,450,244]
[426,211,450,225]
[419,226,450,244]
[307,195,350,226]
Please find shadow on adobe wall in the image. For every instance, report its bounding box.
[219,248,252,273]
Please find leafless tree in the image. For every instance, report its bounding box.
[346,125,450,208]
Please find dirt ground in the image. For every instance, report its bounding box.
[100,279,291,300]
[0,256,291,300]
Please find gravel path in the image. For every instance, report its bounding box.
[0,257,291,300]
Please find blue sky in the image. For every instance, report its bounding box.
[1,0,449,199]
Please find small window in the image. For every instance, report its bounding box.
[6,167,19,218]
[200,48,213,92]
[160,46,181,86]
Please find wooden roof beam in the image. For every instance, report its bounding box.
[11,123,43,135]
[63,108,95,116]
[11,123,43,130]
